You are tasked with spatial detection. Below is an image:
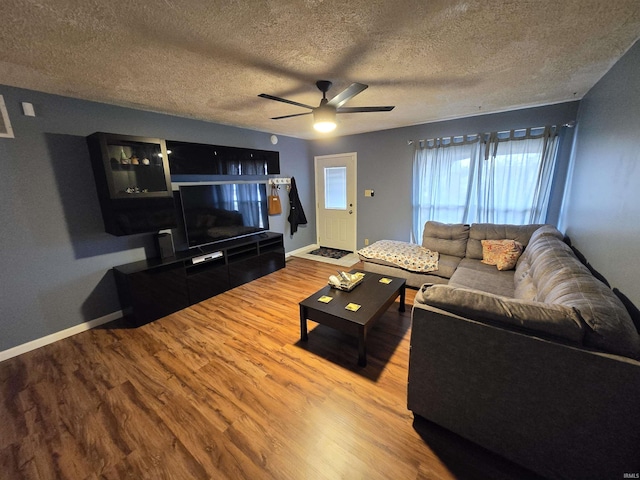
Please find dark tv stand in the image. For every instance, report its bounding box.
[113,232,285,325]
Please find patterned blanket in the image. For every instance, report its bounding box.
[357,240,439,273]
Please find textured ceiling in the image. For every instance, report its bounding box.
[1,1,639,139]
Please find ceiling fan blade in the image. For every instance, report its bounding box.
[337,106,395,113]
[258,93,315,110]
[327,83,368,108]
[271,112,312,120]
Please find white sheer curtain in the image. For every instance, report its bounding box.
[412,126,560,240]
[412,135,480,242]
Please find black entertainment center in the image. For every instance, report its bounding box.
[87,132,286,325]
[113,232,285,325]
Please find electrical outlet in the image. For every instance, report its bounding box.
[364,238,369,245]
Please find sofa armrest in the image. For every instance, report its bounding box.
[416,284,585,344]
[408,303,640,479]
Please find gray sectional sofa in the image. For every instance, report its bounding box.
[364,222,640,479]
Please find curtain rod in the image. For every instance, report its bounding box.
[407,122,574,145]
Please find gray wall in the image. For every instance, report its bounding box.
[0,85,313,352]
[561,40,640,306]
[310,102,579,248]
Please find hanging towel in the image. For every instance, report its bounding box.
[287,176,307,235]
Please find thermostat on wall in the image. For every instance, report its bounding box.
[22,102,35,117]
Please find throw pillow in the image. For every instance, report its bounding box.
[481,239,524,271]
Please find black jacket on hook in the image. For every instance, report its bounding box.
[287,177,307,235]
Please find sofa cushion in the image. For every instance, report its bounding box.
[357,240,439,273]
[514,255,537,301]
[527,235,640,359]
[422,221,470,258]
[363,261,450,288]
[466,223,544,260]
[416,284,586,343]
[518,224,565,268]
[569,244,611,287]
[520,233,558,267]
[527,224,565,244]
[361,252,461,279]
[449,258,515,297]
[481,239,524,270]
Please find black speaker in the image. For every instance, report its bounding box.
[156,232,175,259]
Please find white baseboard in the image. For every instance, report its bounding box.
[1,245,313,362]
[1,245,333,362]
[286,243,319,259]
[0,310,123,362]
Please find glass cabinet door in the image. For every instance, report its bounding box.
[98,134,172,199]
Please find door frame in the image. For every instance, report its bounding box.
[314,152,357,252]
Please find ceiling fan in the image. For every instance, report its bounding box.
[258,80,395,132]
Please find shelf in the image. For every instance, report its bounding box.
[110,163,163,171]
[87,132,177,235]
[185,257,226,275]
[260,241,284,254]
[166,139,280,175]
[227,243,259,260]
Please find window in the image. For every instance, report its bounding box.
[324,166,347,210]
[412,127,560,241]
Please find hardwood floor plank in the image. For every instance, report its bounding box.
[222,413,328,480]
[103,380,210,479]
[0,358,30,451]
[0,258,543,480]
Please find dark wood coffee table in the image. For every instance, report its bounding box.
[299,270,406,366]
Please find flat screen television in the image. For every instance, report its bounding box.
[178,183,269,248]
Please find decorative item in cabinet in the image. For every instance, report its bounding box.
[88,132,172,199]
[87,132,178,235]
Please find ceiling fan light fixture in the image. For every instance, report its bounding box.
[313,120,337,133]
[313,105,337,132]
[260,80,393,133]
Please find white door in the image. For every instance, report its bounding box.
[315,153,357,251]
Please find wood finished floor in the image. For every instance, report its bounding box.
[0,258,544,480]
